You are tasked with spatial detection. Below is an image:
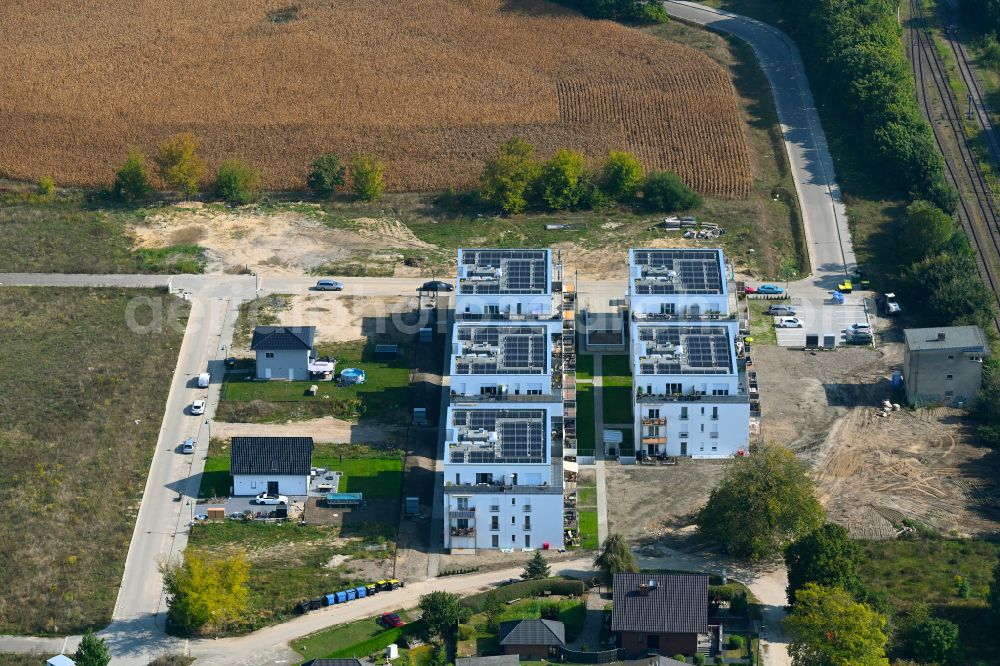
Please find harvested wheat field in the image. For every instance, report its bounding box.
[0,0,750,196]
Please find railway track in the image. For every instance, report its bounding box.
[908,0,1000,333]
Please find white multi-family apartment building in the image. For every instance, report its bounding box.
[628,248,751,459]
[455,248,555,318]
[444,249,571,553]
[443,402,564,553]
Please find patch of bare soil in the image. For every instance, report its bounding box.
[606,460,730,543]
[212,419,404,446]
[132,205,431,275]
[754,343,1000,538]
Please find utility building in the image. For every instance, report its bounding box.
[903,326,988,406]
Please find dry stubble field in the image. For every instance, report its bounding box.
[0,0,750,196]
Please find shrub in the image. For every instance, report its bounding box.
[905,616,959,664]
[350,153,385,201]
[457,623,475,640]
[554,0,669,24]
[672,655,686,663]
[214,159,261,205]
[37,176,55,196]
[326,620,426,658]
[537,148,587,210]
[728,634,745,650]
[462,578,584,612]
[693,653,706,666]
[640,170,702,212]
[113,150,153,202]
[307,153,346,196]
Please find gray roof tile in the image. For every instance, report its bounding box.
[230,436,314,476]
[251,326,316,351]
[611,573,708,635]
[498,618,565,646]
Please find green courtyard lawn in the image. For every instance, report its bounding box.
[216,339,411,424]
[0,287,187,634]
[578,510,599,550]
[292,611,418,663]
[600,354,633,425]
[576,354,594,381]
[576,383,596,455]
[857,539,999,662]
[456,597,587,658]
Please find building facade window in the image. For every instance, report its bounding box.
[265,352,274,359]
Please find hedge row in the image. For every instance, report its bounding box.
[782,0,955,210]
[462,578,585,612]
[326,620,426,659]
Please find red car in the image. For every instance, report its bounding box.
[380,612,405,628]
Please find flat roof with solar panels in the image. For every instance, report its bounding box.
[449,408,548,464]
[458,249,550,295]
[630,249,725,296]
[454,325,548,375]
[636,324,734,375]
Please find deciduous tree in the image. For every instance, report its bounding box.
[905,616,960,664]
[350,153,385,201]
[113,150,153,202]
[785,584,889,666]
[538,148,587,210]
[522,550,551,580]
[898,200,955,268]
[594,533,638,583]
[480,138,541,214]
[307,153,346,196]
[695,445,824,560]
[214,158,261,205]
[162,550,251,635]
[154,132,204,197]
[419,591,470,640]
[784,523,861,604]
[601,151,644,201]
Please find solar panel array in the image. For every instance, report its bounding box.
[459,249,548,294]
[450,409,547,463]
[632,249,723,295]
[454,325,547,374]
[636,325,733,374]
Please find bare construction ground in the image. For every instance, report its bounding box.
[755,343,1000,539]
[607,342,1000,544]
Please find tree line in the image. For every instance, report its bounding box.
[479,138,701,214]
[550,0,669,24]
[780,0,955,212]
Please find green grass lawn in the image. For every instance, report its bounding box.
[747,301,778,345]
[578,486,596,507]
[312,444,403,499]
[600,355,633,425]
[576,354,594,381]
[0,288,187,635]
[218,339,411,424]
[578,510,599,550]
[0,194,204,273]
[199,440,231,499]
[857,539,1000,662]
[456,597,587,658]
[576,383,596,455]
[291,610,413,662]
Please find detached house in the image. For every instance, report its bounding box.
[251,325,316,380]
[230,436,314,497]
[611,573,710,658]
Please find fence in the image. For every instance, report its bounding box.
[557,647,625,664]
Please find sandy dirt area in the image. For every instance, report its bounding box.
[131,203,434,275]
[212,419,404,446]
[606,341,1000,544]
[755,343,1000,539]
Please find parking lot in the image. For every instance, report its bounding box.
[766,290,872,348]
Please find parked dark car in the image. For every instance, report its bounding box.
[418,280,453,292]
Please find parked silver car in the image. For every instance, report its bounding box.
[314,279,344,291]
[765,305,797,317]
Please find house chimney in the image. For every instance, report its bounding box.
[938,332,946,341]
[638,583,650,596]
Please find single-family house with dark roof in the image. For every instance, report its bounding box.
[611,573,709,657]
[302,659,376,666]
[497,618,565,659]
[456,656,520,666]
[251,325,316,380]
[231,436,314,496]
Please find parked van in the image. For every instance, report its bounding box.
[197,372,210,388]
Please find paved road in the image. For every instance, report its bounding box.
[664,1,867,348]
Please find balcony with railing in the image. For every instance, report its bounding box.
[641,436,667,445]
[450,525,476,537]
[641,417,666,426]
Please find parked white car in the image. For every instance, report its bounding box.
[190,399,206,415]
[253,493,289,505]
[847,322,871,334]
[776,317,804,328]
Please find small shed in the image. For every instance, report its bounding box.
[47,657,75,666]
[498,619,565,659]
[603,429,623,455]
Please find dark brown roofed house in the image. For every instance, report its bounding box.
[611,573,709,658]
